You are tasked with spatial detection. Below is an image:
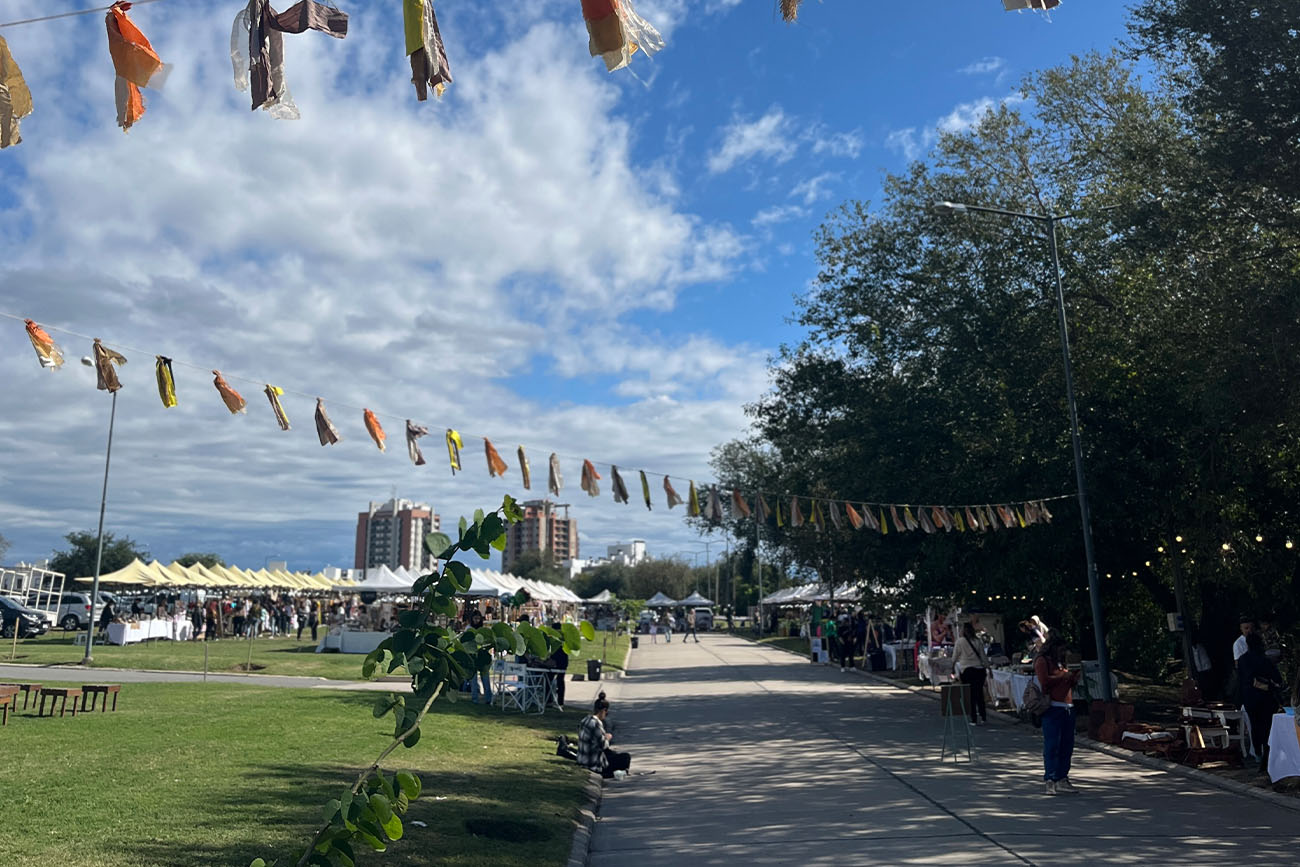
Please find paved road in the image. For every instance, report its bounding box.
[588,635,1298,866]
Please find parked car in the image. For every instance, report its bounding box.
[32,591,107,631]
[692,607,714,631]
[0,595,51,638]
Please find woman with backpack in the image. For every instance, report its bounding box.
[954,621,990,725]
[1034,634,1080,795]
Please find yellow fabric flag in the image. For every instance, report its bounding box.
[688,481,701,517]
[640,470,653,510]
[264,385,290,430]
[446,429,463,473]
[155,356,178,408]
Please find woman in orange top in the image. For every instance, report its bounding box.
[1035,634,1080,795]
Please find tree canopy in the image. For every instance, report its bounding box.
[176,552,226,569]
[49,531,150,580]
[712,5,1300,677]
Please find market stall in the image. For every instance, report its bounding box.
[1267,711,1300,783]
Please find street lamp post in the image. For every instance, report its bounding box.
[933,200,1114,700]
[80,356,117,666]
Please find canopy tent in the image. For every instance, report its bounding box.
[465,570,513,598]
[645,592,677,607]
[679,591,713,607]
[75,557,151,586]
[355,565,415,594]
[583,589,614,603]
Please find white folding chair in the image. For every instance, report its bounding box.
[496,662,528,713]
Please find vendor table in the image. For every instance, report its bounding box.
[918,649,955,684]
[1267,712,1300,784]
[316,628,388,654]
[989,668,1034,711]
[106,619,183,645]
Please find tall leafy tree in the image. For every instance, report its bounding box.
[49,531,149,579]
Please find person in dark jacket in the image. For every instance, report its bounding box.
[1237,631,1284,772]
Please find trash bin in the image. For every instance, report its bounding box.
[587,659,602,681]
[630,636,639,649]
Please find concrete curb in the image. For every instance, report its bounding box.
[0,660,334,682]
[743,636,1300,812]
[565,771,604,867]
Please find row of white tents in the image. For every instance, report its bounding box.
[759,582,868,606]
[354,564,583,604]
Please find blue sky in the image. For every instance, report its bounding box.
[0,0,1133,575]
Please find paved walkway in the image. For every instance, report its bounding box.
[588,634,1298,866]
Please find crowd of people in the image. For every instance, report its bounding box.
[96,592,337,642]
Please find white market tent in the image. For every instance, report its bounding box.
[645,592,677,607]
[355,565,415,594]
[584,589,614,603]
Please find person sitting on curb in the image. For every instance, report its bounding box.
[576,692,632,779]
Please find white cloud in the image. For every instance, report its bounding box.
[790,172,839,206]
[811,128,863,159]
[885,94,1023,161]
[0,3,757,571]
[959,56,1006,76]
[752,204,809,227]
[707,107,799,174]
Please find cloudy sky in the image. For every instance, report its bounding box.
[0,0,1130,574]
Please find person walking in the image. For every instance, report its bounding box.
[683,608,700,643]
[823,615,839,668]
[649,619,658,644]
[1237,631,1284,773]
[955,621,990,725]
[1035,634,1080,795]
[660,610,672,643]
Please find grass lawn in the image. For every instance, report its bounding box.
[4,629,629,682]
[0,682,589,867]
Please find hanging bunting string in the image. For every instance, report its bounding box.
[0,0,171,30]
[3,310,1072,521]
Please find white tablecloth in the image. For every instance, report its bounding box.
[1267,712,1300,783]
[316,628,388,654]
[106,619,182,645]
[989,669,1034,710]
[918,649,954,684]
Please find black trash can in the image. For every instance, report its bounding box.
[630,636,639,649]
[587,659,602,681]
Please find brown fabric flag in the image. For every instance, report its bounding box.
[314,398,340,445]
[92,338,127,392]
[403,0,452,101]
[917,507,936,534]
[212,370,247,414]
[517,446,531,489]
[731,489,752,518]
[0,36,35,149]
[663,476,684,509]
[24,320,63,369]
[264,385,289,429]
[548,453,563,495]
[611,466,630,504]
[363,409,386,451]
[484,438,508,477]
[790,496,804,528]
[889,505,905,533]
[406,420,428,465]
[580,460,602,497]
[756,493,772,522]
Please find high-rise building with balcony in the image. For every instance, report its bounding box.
[354,498,441,574]
[501,500,577,571]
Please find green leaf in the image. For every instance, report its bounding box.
[432,595,458,617]
[396,771,422,799]
[403,726,422,748]
[514,631,527,656]
[580,620,596,641]
[372,694,398,719]
[480,512,504,544]
[406,656,424,675]
[424,531,452,558]
[490,533,506,551]
[328,848,355,867]
[391,629,421,655]
[457,516,468,535]
[562,622,582,651]
[250,860,267,867]
[517,623,548,657]
[370,793,393,824]
[502,495,522,521]
[381,813,404,841]
[355,824,387,853]
[398,610,425,628]
[395,791,410,814]
[473,508,485,524]
[321,799,341,824]
[490,622,514,641]
[361,657,377,679]
[446,561,472,592]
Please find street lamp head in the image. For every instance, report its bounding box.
[932,201,968,216]
[81,356,94,367]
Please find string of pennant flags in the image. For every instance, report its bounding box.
[0,0,1066,148]
[12,310,1070,537]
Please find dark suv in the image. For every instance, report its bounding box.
[0,595,50,638]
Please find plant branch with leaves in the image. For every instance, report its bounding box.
[251,495,594,867]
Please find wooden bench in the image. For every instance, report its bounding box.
[0,691,10,726]
[0,682,42,710]
[37,687,83,718]
[82,684,121,712]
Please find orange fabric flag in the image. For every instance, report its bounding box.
[845,502,864,530]
[106,2,166,131]
[580,460,602,497]
[731,489,751,518]
[24,319,64,369]
[363,409,386,451]
[212,371,246,414]
[484,438,508,477]
[663,476,684,509]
